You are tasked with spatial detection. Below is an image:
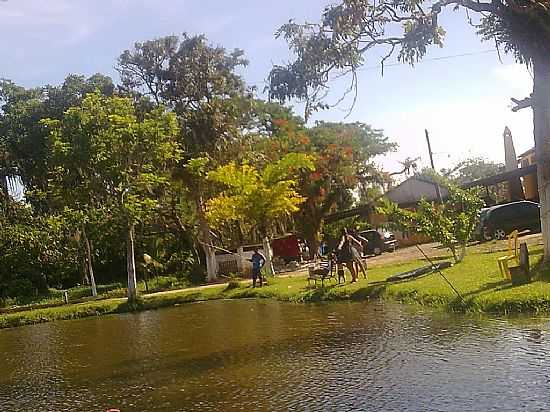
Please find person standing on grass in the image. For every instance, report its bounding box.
[249,248,266,288]
[351,230,368,280]
[337,228,358,283]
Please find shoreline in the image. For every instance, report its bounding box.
[2,238,550,330]
[2,263,550,330]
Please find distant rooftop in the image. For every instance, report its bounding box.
[518,147,535,159]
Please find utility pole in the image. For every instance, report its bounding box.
[425,129,443,203]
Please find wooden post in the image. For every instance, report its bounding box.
[510,242,530,285]
[425,129,443,203]
[519,242,530,281]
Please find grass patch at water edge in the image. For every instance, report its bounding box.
[3,242,550,329]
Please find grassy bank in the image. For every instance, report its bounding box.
[0,275,192,313]
[3,241,550,329]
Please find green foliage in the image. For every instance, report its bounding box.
[0,74,115,205]
[442,157,504,185]
[117,33,253,159]
[269,0,550,117]
[477,2,550,63]
[0,202,79,303]
[118,34,259,271]
[260,119,394,252]
[206,153,315,236]
[379,182,484,263]
[44,92,182,225]
[0,31,399,299]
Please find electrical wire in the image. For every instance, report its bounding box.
[358,49,498,72]
[247,49,499,88]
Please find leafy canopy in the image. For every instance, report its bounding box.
[380,180,484,263]
[269,0,550,118]
[206,153,315,235]
[0,74,115,203]
[43,92,182,224]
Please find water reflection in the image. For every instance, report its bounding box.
[2,300,550,411]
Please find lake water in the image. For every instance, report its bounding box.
[2,299,550,411]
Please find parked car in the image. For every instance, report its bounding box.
[473,207,492,241]
[359,229,398,256]
[481,201,541,241]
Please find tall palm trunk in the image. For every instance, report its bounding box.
[533,55,550,261]
[262,236,275,276]
[127,222,138,302]
[82,225,97,297]
[195,196,217,281]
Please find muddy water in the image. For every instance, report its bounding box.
[1,300,550,411]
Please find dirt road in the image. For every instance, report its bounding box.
[366,232,543,268]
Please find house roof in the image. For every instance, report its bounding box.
[518,147,535,159]
[384,175,448,205]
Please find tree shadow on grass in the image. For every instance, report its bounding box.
[529,255,550,282]
[301,279,388,302]
[350,282,388,300]
[419,255,452,263]
[460,280,513,300]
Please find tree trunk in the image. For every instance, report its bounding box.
[533,55,550,261]
[304,218,322,260]
[0,175,8,199]
[81,255,90,285]
[262,236,275,276]
[195,196,218,281]
[456,243,466,263]
[82,226,97,297]
[127,223,138,302]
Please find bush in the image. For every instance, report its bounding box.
[186,262,207,285]
[225,280,241,291]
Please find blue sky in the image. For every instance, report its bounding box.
[0,0,534,173]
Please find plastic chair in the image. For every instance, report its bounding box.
[497,230,519,279]
[307,257,337,286]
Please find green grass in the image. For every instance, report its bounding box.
[3,242,550,329]
[0,276,191,312]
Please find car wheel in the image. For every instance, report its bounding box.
[373,247,382,256]
[493,228,507,240]
[482,228,493,242]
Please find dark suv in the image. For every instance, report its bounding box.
[359,229,398,255]
[481,201,541,240]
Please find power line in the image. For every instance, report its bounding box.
[247,49,498,87]
[359,49,498,72]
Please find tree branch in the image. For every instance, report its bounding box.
[433,0,499,14]
[511,94,533,112]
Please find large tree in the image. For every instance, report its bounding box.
[268,0,550,259]
[43,93,181,302]
[206,153,314,273]
[0,74,115,205]
[259,116,394,256]
[117,34,254,280]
